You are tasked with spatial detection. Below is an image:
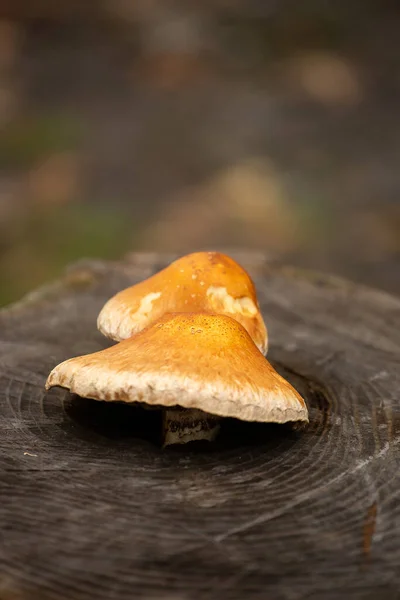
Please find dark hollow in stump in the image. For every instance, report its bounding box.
[0,252,399,600]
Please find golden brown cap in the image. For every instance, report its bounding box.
[46,313,307,424]
[97,251,268,354]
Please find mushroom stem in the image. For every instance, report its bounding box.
[162,408,221,447]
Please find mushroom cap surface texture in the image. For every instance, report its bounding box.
[97,251,268,354]
[46,313,307,424]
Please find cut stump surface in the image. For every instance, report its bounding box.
[1,252,400,600]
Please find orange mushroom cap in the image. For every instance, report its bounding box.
[98,251,267,353]
[46,312,307,424]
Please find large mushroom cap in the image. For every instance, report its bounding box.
[97,251,268,354]
[46,313,307,424]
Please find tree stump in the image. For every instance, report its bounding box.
[1,252,399,600]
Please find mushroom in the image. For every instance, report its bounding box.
[46,313,308,446]
[97,251,268,354]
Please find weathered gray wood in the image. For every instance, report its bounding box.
[0,252,400,600]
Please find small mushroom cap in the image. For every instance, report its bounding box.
[46,313,307,424]
[97,251,268,354]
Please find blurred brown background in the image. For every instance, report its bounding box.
[0,0,399,306]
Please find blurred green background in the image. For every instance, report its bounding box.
[0,0,399,306]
